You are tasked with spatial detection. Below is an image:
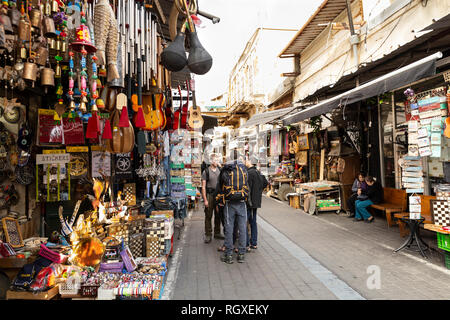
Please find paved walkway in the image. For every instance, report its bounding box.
[163,196,450,300]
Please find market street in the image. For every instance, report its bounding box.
[164,196,450,300]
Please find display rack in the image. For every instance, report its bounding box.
[298,181,342,215]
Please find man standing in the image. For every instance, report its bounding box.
[217,154,249,264]
[202,154,223,243]
[245,159,268,251]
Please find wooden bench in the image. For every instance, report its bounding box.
[393,195,436,237]
[369,188,407,227]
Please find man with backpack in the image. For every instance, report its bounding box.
[202,154,223,243]
[216,153,249,264]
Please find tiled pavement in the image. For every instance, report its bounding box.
[163,195,450,300]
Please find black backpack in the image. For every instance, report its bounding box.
[221,162,249,201]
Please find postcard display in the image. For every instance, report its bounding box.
[403,90,449,220]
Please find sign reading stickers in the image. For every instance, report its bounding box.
[36,153,70,165]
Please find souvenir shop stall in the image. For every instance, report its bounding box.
[0,0,214,299]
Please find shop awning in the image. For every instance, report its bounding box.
[241,106,298,128]
[282,51,443,125]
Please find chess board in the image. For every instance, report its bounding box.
[145,220,166,257]
[129,233,145,258]
[432,200,450,226]
[128,219,145,235]
[124,183,137,206]
[106,223,130,246]
[146,236,161,258]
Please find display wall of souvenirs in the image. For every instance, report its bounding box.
[402,85,450,220]
[0,0,208,300]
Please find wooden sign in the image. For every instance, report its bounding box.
[2,217,23,248]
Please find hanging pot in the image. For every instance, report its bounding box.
[18,18,31,41]
[187,30,212,75]
[36,47,49,66]
[0,14,13,34]
[30,8,42,29]
[9,8,21,29]
[23,60,38,82]
[161,22,187,72]
[41,67,55,86]
[43,16,56,38]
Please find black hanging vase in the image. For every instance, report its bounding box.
[161,32,188,72]
[187,31,212,75]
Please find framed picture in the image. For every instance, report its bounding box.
[295,151,308,166]
[298,134,309,150]
[2,217,24,248]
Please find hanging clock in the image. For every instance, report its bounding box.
[4,106,20,124]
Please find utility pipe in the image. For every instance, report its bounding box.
[346,0,360,72]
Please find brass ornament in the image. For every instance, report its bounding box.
[40,67,55,86]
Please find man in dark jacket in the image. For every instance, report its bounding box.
[245,159,268,250]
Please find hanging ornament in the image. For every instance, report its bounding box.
[102,117,113,140]
[119,105,129,128]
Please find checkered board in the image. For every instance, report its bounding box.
[129,233,145,258]
[146,237,161,258]
[124,183,137,206]
[431,200,450,226]
[128,219,145,235]
[145,223,165,257]
[106,224,130,246]
[437,191,450,201]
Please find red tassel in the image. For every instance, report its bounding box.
[86,113,99,139]
[102,119,113,139]
[134,107,146,128]
[119,106,129,127]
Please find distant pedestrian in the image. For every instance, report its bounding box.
[216,154,249,264]
[202,154,223,243]
[245,159,268,251]
[354,176,383,223]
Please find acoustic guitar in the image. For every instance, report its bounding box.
[188,78,204,129]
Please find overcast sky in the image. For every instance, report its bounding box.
[193,0,324,106]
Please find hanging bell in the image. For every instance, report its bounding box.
[41,67,55,86]
[43,16,56,38]
[30,8,41,29]
[56,38,61,51]
[35,47,49,66]
[51,0,59,13]
[69,100,76,111]
[18,18,31,41]
[45,0,51,15]
[61,40,67,53]
[20,46,27,59]
[55,63,61,78]
[49,38,56,49]
[23,60,38,82]
[80,97,88,112]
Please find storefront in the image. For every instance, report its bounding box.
[0,0,212,300]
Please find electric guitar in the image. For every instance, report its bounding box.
[188,78,204,129]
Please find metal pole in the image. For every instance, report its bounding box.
[377,96,386,187]
[392,92,400,189]
[345,0,359,71]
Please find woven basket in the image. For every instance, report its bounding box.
[93,1,110,52]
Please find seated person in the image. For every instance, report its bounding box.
[354,176,383,223]
[347,172,367,218]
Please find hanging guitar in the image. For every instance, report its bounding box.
[143,78,165,131]
[188,78,204,129]
[164,85,174,131]
[172,85,183,130]
[180,80,189,129]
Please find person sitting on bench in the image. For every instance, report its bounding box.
[354,176,383,223]
[347,172,367,218]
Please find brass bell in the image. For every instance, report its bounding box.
[35,47,49,66]
[49,38,56,49]
[56,39,61,51]
[43,16,56,38]
[30,8,42,29]
[69,100,76,111]
[18,18,31,41]
[23,60,38,82]
[20,46,27,59]
[61,40,67,53]
[55,63,61,78]
[45,0,51,15]
[41,67,55,86]
[51,0,59,13]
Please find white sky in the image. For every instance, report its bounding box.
[194,0,324,106]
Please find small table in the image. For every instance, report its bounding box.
[394,216,429,258]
